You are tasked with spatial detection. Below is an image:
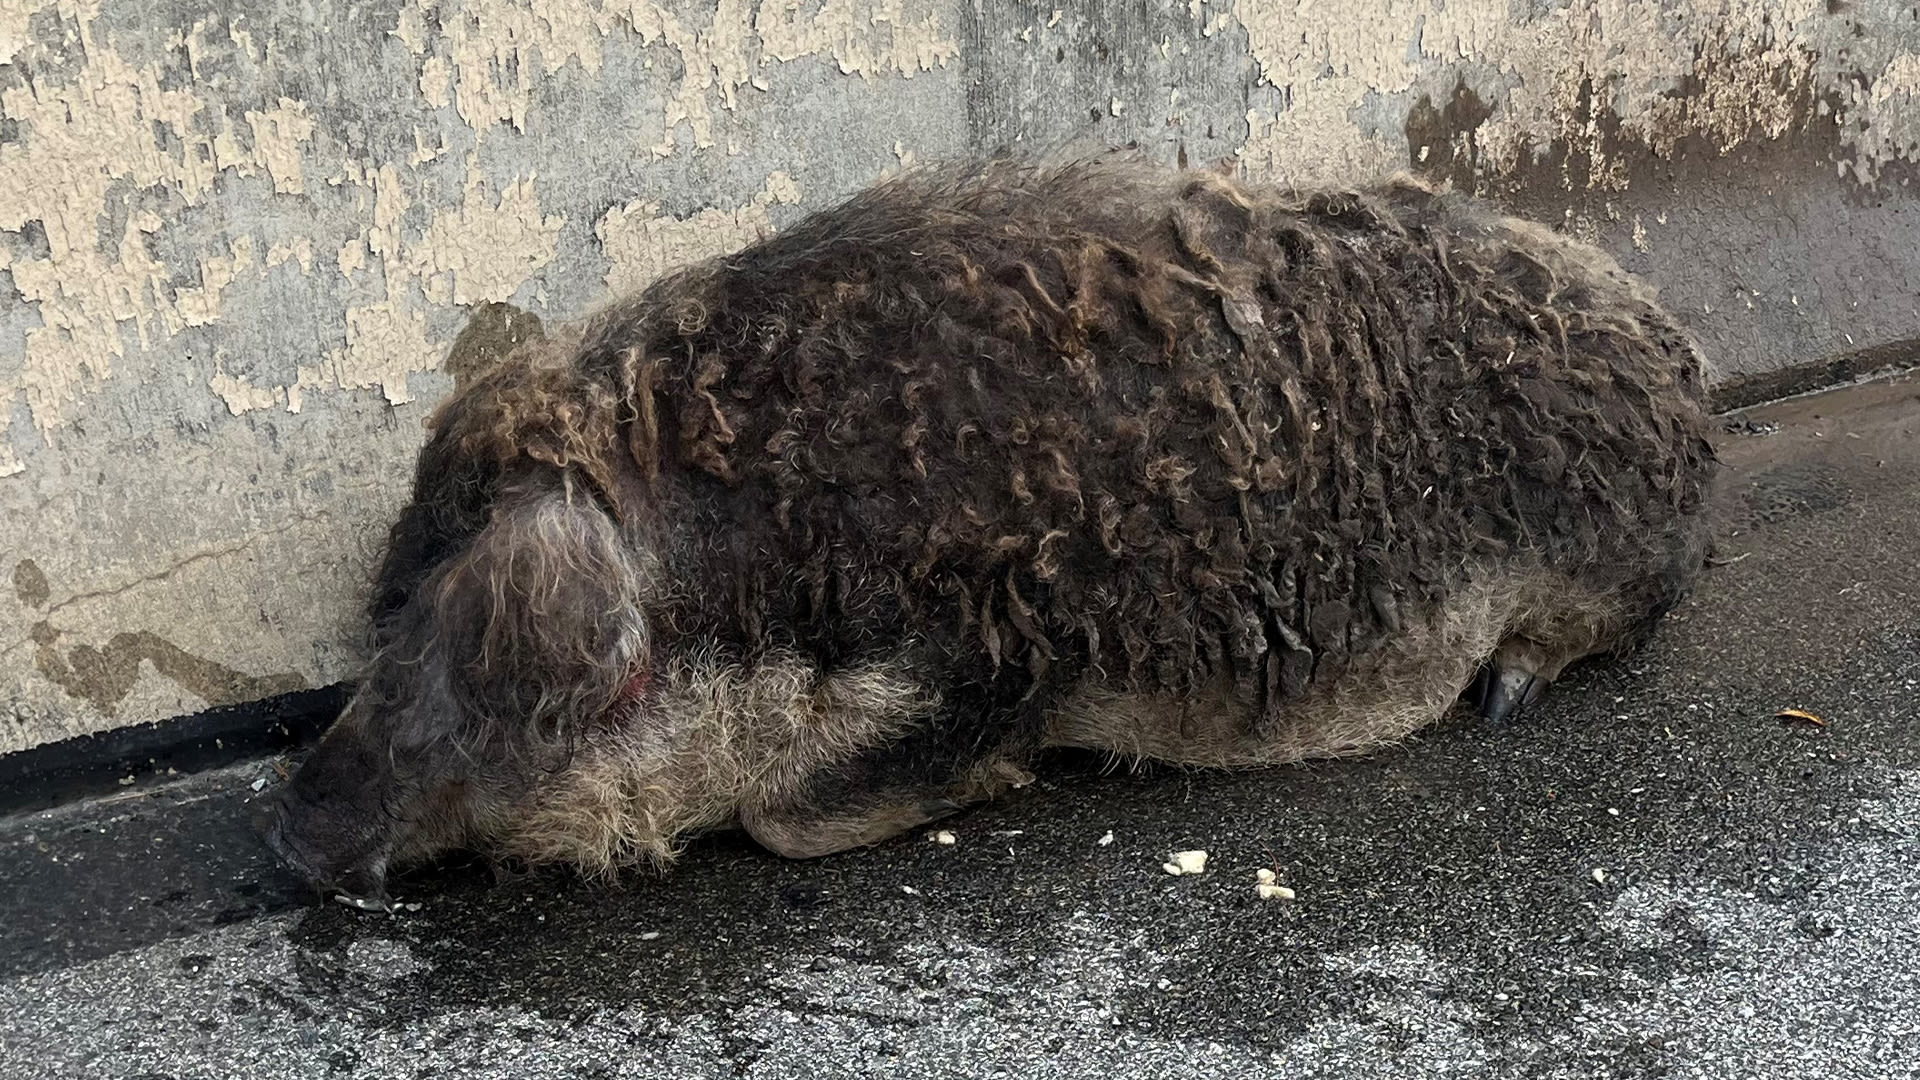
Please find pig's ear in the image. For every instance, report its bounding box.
[424,472,651,760]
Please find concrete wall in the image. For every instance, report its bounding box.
[5,0,1919,752]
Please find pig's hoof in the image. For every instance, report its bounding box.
[917,797,967,820]
[331,892,396,914]
[1472,663,1549,723]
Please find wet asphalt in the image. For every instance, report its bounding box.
[2,374,1918,1079]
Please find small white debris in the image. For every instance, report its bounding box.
[639,931,661,941]
[932,830,957,846]
[1162,849,1209,876]
[1110,97,1126,117]
[1097,831,1115,847]
[1047,8,1063,26]
[901,885,922,896]
[117,776,135,787]
[1607,807,1621,817]
[1255,868,1276,885]
[1591,868,1609,884]
[250,777,269,793]
[1256,883,1296,901]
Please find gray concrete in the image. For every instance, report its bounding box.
[3,373,1918,1077]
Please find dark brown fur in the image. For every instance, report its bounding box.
[256,156,1716,902]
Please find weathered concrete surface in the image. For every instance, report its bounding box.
[2,374,1916,1078]
[6,0,1920,751]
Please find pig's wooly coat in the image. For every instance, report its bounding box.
[256,157,1717,904]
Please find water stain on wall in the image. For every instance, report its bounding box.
[12,558,48,609]
[442,301,545,388]
[30,623,308,717]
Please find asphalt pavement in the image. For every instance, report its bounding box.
[3,373,1918,1079]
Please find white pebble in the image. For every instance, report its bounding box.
[1162,849,1209,876]
[932,830,956,845]
[1256,883,1296,901]
[1592,868,1608,884]
[250,777,269,792]
[901,885,922,896]
[1097,831,1115,847]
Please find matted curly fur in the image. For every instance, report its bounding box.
[256,155,1716,904]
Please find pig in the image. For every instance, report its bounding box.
[255,156,1717,906]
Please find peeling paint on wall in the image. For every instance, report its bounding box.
[0,9,314,441]
[409,0,958,152]
[0,0,52,62]
[415,170,566,307]
[0,0,960,457]
[1213,0,1920,194]
[597,170,800,295]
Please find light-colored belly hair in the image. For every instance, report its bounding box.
[501,572,1623,872]
[1045,572,1623,768]
[500,650,938,875]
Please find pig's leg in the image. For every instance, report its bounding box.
[740,791,972,859]
[741,758,1038,859]
[740,680,1046,859]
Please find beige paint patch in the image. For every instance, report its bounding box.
[0,0,52,61]
[337,236,369,279]
[208,362,283,416]
[596,170,800,296]
[295,302,434,410]
[419,55,454,109]
[411,169,566,306]
[245,99,317,195]
[265,236,315,274]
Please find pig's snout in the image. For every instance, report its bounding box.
[251,780,395,910]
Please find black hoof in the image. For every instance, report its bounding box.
[1476,666,1548,723]
[918,797,967,820]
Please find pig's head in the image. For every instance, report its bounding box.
[254,480,655,908]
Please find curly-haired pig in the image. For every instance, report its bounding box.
[254,157,1717,907]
